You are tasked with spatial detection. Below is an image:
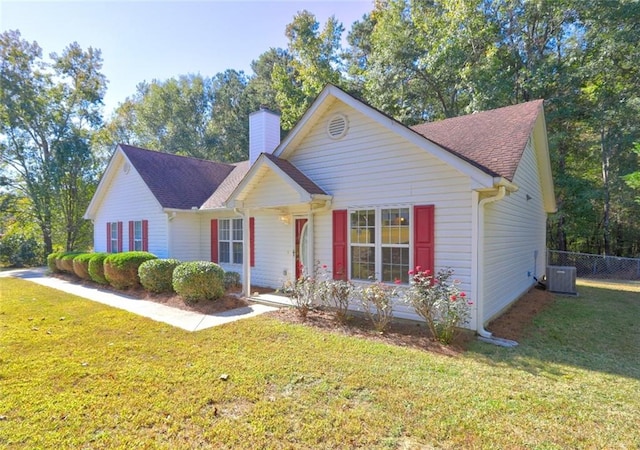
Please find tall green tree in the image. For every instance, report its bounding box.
[577,0,640,255]
[100,74,216,159]
[0,30,106,254]
[272,10,345,129]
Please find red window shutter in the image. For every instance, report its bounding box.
[117,221,123,253]
[210,219,218,263]
[142,220,149,252]
[106,223,110,252]
[128,221,134,251]
[414,205,435,273]
[250,217,255,267]
[332,210,348,280]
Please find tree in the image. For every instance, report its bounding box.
[348,0,492,123]
[0,30,106,254]
[624,143,640,204]
[577,0,640,255]
[100,74,216,159]
[272,10,346,129]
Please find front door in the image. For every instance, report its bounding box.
[295,218,308,279]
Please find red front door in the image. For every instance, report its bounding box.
[295,218,308,279]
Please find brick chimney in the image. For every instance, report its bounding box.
[249,107,281,165]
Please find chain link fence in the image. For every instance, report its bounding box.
[547,250,640,281]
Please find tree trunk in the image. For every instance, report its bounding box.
[601,127,612,256]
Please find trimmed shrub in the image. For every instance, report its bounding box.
[104,251,157,289]
[88,253,109,284]
[59,252,83,274]
[47,252,63,273]
[138,258,181,293]
[172,261,225,302]
[72,253,95,280]
[223,271,241,290]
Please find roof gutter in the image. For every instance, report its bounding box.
[476,184,519,347]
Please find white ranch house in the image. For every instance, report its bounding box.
[85,85,556,338]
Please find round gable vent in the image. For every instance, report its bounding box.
[327,114,348,140]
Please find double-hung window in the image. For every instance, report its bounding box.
[132,221,143,251]
[219,218,243,264]
[350,207,410,283]
[109,222,119,253]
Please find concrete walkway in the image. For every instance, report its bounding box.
[1,267,278,332]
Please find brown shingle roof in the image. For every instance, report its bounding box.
[411,100,543,180]
[263,153,327,195]
[200,161,251,209]
[119,144,236,209]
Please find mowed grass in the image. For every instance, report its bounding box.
[1,277,639,449]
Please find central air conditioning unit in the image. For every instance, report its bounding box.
[546,266,578,295]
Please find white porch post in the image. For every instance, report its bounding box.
[243,208,251,297]
[308,207,314,273]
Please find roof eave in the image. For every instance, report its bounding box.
[533,109,557,213]
[274,85,499,188]
[84,145,125,220]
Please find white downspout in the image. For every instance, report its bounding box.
[234,208,251,297]
[477,186,518,347]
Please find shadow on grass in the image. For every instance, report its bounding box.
[468,283,640,380]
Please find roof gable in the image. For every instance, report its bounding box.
[275,86,552,191]
[411,100,544,181]
[119,145,236,209]
[226,153,328,207]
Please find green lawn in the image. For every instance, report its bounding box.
[1,277,639,449]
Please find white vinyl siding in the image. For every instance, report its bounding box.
[483,138,547,321]
[168,213,201,261]
[93,155,168,257]
[285,103,474,322]
[242,169,301,209]
[251,212,292,288]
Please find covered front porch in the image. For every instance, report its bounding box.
[224,152,332,297]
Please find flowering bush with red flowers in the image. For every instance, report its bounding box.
[403,267,472,344]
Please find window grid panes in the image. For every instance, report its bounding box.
[350,210,376,280]
[133,221,142,251]
[349,207,411,283]
[381,208,410,283]
[110,222,118,253]
[219,219,243,264]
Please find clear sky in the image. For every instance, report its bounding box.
[1,0,373,116]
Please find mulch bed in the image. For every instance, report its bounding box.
[53,272,555,352]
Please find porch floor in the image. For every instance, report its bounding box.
[249,292,295,307]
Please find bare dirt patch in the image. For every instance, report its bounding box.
[268,287,556,352]
[486,287,556,341]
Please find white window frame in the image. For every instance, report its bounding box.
[109,222,119,253]
[219,218,243,264]
[133,221,143,251]
[348,206,412,283]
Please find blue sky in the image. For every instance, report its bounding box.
[1,0,373,116]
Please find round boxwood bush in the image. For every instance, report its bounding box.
[58,252,83,274]
[47,252,63,273]
[224,271,241,289]
[88,253,109,284]
[104,251,157,289]
[172,261,225,302]
[138,258,181,293]
[72,253,95,280]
